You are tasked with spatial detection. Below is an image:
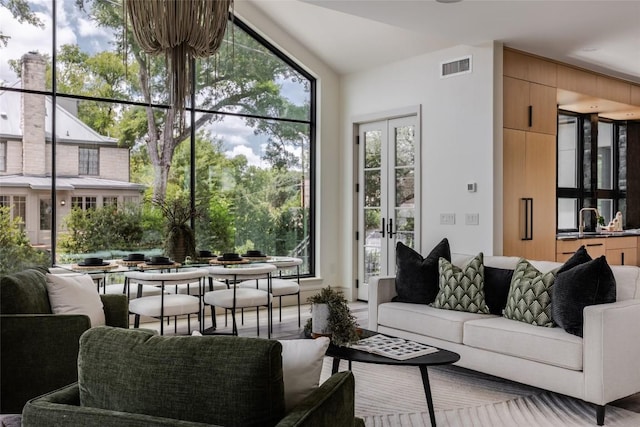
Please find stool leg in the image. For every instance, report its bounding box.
[279,296,283,322]
[256,307,260,337]
[134,314,140,328]
[297,292,301,327]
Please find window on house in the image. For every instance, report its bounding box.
[79,147,99,175]
[1,195,26,229]
[72,196,97,210]
[557,112,627,231]
[103,196,118,208]
[0,141,6,172]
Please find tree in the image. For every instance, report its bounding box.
[82,0,307,202]
[0,206,50,274]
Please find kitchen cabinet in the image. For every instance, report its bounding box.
[504,76,557,135]
[605,237,638,266]
[504,129,556,261]
[504,49,556,87]
[556,236,639,266]
[556,238,606,263]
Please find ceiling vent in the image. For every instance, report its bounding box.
[440,55,472,78]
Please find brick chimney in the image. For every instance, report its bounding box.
[21,52,46,175]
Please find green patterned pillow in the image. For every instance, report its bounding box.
[432,253,490,314]
[503,259,557,327]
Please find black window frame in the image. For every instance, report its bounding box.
[557,110,626,232]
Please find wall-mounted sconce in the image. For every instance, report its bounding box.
[60,199,66,206]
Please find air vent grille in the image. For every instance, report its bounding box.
[440,55,472,78]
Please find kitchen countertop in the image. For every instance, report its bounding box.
[557,230,640,240]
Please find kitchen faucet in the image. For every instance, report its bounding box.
[578,207,600,237]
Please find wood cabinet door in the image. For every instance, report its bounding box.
[529,83,557,135]
[504,77,529,131]
[524,132,556,261]
[503,129,527,257]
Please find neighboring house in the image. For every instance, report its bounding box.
[0,53,144,247]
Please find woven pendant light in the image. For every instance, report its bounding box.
[125,0,233,115]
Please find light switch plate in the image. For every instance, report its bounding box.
[465,213,479,225]
[440,213,456,225]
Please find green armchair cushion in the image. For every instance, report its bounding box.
[0,269,51,314]
[78,327,285,427]
[23,371,363,427]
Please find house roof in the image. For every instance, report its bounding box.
[0,83,118,145]
[0,175,145,191]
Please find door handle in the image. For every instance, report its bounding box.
[528,105,533,127]
[387,218,396,238]
[521,198,533,241]
[380,217,386,238]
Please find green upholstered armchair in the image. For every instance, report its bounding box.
[22,327,364,427]
[0,269,128,414]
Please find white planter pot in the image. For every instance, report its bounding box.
[311,303,331,335]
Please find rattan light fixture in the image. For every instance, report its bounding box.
[125,0,233,115]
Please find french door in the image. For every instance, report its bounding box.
[357,116,419,300]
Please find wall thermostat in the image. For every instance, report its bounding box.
[467,182,477,192]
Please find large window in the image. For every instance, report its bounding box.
[557,112,627,231]
[0,1,315,275]
[79,147,99,175]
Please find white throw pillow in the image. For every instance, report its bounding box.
[279,337,330,412]
[46,273,105,327]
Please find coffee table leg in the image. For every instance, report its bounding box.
[331,357,341,374]
[419,365,436,427]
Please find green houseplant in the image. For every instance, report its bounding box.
[153,196,198,263]
[304,286,359,346]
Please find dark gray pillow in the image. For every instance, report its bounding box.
[552,256,616,337]
[484,266,513,315]
[557,245,592,275]
[393,239,451,304]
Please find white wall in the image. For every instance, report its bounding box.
[340,43,501,297]
[234,3,504,300]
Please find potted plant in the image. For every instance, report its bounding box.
[304,286,360,346]
[153,196,198,263]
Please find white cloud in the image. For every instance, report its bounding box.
[226,145,266,168]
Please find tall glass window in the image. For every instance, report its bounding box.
[0,1,315,274]
[556,112,626,231]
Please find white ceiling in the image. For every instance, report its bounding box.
[247,0,640,83]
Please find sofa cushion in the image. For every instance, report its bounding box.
[378,302,493,344]
[0,269,51,314]
[552,255,616,337]
[393,239,451,304]
[556,245,591,275]
[503,259,557,327]
[45,273,105,327]
[432,253,489,314]
[78,327,285,427]
[484,266,513,315]
[278,337,330,412]
[463,316,583,371]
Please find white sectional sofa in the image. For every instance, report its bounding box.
[368,254,640,425]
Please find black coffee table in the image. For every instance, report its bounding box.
[326,331,460,427]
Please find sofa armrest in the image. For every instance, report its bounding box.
[22,384,212,426]
[583,299,640,405]
[1,314,90,414]
[100,294,128,328]
[277,371,359,427]
[367,276,397,331]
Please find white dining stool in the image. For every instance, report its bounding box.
[202,263,276,338]
[125,269,207,335]
[238,257,303,329]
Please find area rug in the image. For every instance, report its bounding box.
[320,358,640,426]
